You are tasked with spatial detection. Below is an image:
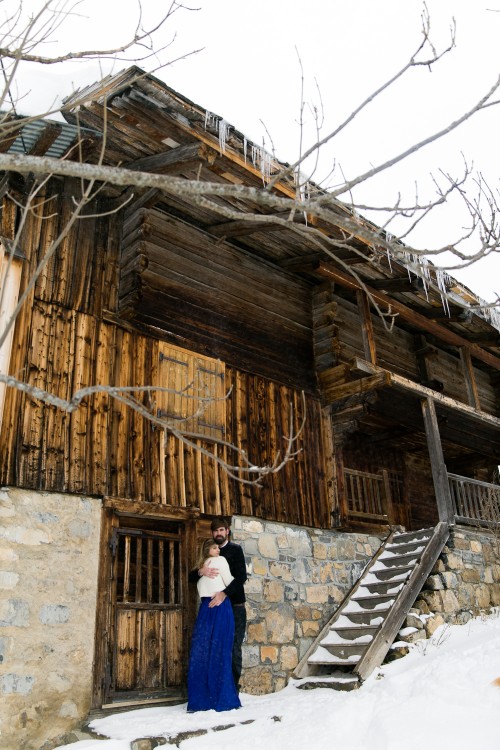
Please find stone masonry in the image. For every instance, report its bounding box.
[231,516,383,694]
[415,526,500,626]
[0,487,101,750]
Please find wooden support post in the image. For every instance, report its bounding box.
[421,397,454,524]
[356,290,377,365]
[381,469,395,525]
[459,347,481,410]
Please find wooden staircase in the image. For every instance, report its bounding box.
[293,522,449,691]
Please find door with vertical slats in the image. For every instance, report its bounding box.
[106,522,186,702]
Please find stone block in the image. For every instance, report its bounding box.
[483,567,494,584]
[470,540,482,553]
[313,542,327,560]
[328,584,345,604]
[425,614,445,637]
[292,560,309,584]
[489,584,500,606]
[260,646,278,664]
[431,559,446,573]
[301,620,321,637]
[0,673,34,695]
[441,552,463,571]
[287,529,312,558]
[39,604,70,625]
[284,585,299,602]
[461,567,480,583]
[413,599,430,614]
[251,557,268,577]
[241,519,264,533]
[276,534,290,549]
[241,666,273,695]
[258,534,279,559]
[319,562,335,583]
[247,621,267,644]
[263,579,284,603]
[269,561,293,581]
[456,583,475,608]
[245,577,263,596]
[305,585,329,604]
[242,645,260,667]
[405,613,424,630]
[265,609,295,643]
[440,571,458,589]
[425,575,443,591]
[475,584,491,608]
[280,645,298,670]
[491,564,500,582]
[0,597,30,627]
[294,605,311,620]
[0,571,19,589]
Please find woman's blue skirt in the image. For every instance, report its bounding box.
[187,597,241,712]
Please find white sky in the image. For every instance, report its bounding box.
[56,611,500,750]
[7,0,500,302]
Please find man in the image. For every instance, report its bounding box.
[190,517,247,690]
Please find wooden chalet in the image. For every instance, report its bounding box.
[0,66,499,721]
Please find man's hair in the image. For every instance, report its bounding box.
[210,516,230,532]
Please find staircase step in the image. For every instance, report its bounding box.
[334,612,385,627]
[366,566,413,582]
[295,673,361,691]
[320,630,373,646]
[330,625,379,640]
[356,580,405,597]
[383,541,426,556]
[390,528,433,544]
[374,553,420,568]
[308,645,362,666]
[349,594,396,610]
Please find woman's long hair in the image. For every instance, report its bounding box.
[196,538,218,570]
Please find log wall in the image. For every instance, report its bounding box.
[119,206,315,390]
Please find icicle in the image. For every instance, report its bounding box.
[204,111,217,130]
[251,144,274,182]
[385,233,393,272]
[435,269,451,316]
[217,119,231,154]
[243,137,247,163]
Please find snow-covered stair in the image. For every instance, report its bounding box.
[294,522,449,690]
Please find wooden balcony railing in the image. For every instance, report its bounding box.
[344,468,394,523]
[448,473,500,528]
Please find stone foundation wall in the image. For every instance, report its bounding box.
[415,526,500,623]
[231,517,383,694]
[0,487,101,750]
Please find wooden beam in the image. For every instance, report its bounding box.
[103,496,200,520]
[351,357,500,430]
[207,218,290,238]
[319,371,390,404]
[28,123,63,156]
[356,290,377,364]
[459,347,481,410]
[421,397,455,524]
[124,143,214,174]
[319,262,500,372]
[368,277,425,292]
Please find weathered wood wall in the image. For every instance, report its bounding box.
[0,181,331,526]
[119,206,316,390]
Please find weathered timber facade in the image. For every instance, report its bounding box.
[0,67,499,750]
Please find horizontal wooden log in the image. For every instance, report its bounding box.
[319,263,500,372]
[320,372,391,404]
[124,143,215,174]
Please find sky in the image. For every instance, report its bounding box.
[55,611,500,750]
[5,0,500,302]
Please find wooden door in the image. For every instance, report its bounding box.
[105,521,187,703]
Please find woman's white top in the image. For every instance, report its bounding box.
[197,556,234,597]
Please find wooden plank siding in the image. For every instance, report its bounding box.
[0,300,332,527]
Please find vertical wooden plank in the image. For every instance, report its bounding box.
[421,396,454,524]
[169,541,176,604]
[165,610,183,686]
[123,536,131,603]
[158,540,165,605]
[147,538,153,603]
[135,537,142,603]
[115,609,137,690]
[356,290,377,365]
[460,347,481,410]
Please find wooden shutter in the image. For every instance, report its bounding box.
[157,342,225,440]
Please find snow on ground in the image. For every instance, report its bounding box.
[59,612,500,750]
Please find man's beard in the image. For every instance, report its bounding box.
[214,535,225,544]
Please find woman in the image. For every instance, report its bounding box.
[187,539,242,712]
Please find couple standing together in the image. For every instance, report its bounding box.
[187,517,247,713]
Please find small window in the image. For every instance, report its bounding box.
[157,341,226,440]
